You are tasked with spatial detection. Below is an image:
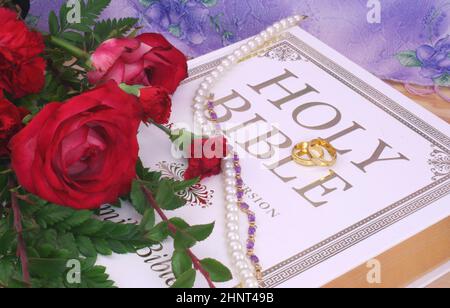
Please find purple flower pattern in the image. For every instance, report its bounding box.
[29,0,450,87]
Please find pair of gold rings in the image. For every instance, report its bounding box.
[292,138,337,167]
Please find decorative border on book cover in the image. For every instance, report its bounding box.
[182,31,450,288]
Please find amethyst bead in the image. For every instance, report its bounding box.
[248,214,256,223]
[248,226,256,235]
[250,255,260,263]
[240,202,249,210]
[247,241,255,250]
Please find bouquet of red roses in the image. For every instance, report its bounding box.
[0,1,231,288]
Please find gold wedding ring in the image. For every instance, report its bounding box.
[292,138,337,167]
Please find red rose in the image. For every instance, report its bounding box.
[0,8,46,98]
[139,86,172,124]
[0,92,29,157]
[184,136,228,180]
[88,33,188,94]
[9,81,142,210]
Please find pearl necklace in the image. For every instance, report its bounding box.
[191,15,307,288]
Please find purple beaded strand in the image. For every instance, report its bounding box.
[206,98,262,281]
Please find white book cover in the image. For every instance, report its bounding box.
[97,27,450,288]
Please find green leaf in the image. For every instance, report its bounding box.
[199,258,233,282]
[48,11,60,35]
[29,258,68,279]
[172,177,199,192]
[92,238,113,255]
[169,217,190,230]
[156,180,186,211]
[93,17,139,43]
[201,0,218,7]
[0,230,15,254]
[140,209,155,232]
[434,73,450,86]
[57,210,92,231]
[119,83,142,96]
[396,51,422,67]
[185,222,215,242]
[173,230,196,250]
[170,268,196,288]
[130,180,148,215]
[171,250,193,279]
[146,221,170,242]
[106,240,129,254]
[61,31,85,43]
[81,0,111,23]
[0,258,14,286]
[76,236,97,258]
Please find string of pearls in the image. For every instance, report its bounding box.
[191,15,307,288]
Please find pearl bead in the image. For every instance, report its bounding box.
[197,89,208,97]
[294,15,303,22]
[227,55,238,63]
[226,222,239,232]
[254,36,264,47]
[225,186,237,196]
[247,40,257,51]
[260,30,270,41]
[229,241,243,251]
[216,65,226,74]
[240,45,250,55]
[221,59,232,69]
[205,76,215,85]
[195,117,206,126]
[225,177,235,186]
[225,169,236,178]
[226,203,238,212]
[233,50,244,59]
[225,213,239,222]
[194,110,206,118]
[194,96,205,104]
[227,231,240,241]
[287,17,295,26]
[226,195,238,203]
[193,102,204,111]
[224,163,235,172]
[273,23,282,32]
[200,82,210,90]
[231,251,246,262]
[240,269,255,279]
[245,278,259,288]
[280,19,288,29]
[235,260,250,271]
[266,26,275,36]
[211,70,220,79]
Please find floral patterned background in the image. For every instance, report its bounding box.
[29,0,450,88]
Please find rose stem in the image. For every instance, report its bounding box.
[147,119,173,138]
[46,35,92,67]
[140,185,216,288]
[8,177,31,287]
